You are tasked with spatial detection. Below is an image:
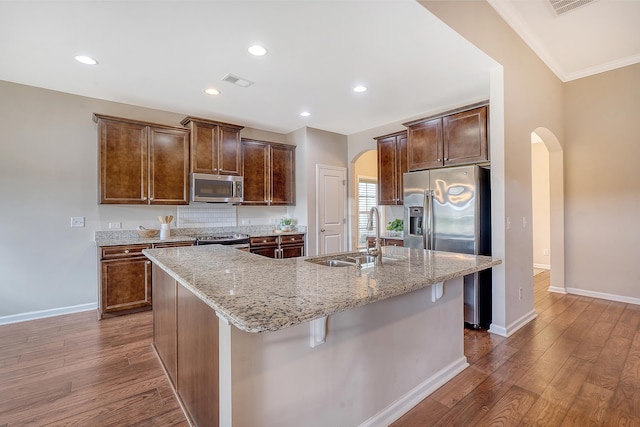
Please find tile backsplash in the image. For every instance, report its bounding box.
[177,204,237,228]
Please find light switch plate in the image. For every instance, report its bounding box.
[71,217,85,227]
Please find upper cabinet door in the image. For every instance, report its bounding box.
[241,139,270,205]
[99,118,148,204]
[270,143,296,205]
[181,117,244,175]
[396,132,408,204]
[443,106,488,166]
[148,127,190,205]
[218,125,242,175]
[376,131,407,206]
[406,118,443,171]
[377,135,398,205]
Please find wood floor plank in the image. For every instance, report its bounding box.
[474,384,538,426]
[560,382,614,427]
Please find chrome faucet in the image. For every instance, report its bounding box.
[366,206,382,261]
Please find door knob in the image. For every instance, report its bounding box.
[320,228,325,232]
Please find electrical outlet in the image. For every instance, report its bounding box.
[519,287,523,300]
[522,216,527,228]
[543,248,549,256]
[506,217,511,229]
[70,217,85,228]
[109,222,122,229]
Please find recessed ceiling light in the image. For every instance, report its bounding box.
[205,88,221,95]
[353,85,368,93]
[248,45,268,56]
[75,55,98,65]
[299,111,311,117]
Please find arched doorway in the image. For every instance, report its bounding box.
[349,150,378,251]
[531,128,566,293]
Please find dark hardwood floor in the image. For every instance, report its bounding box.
[1,270,639,426]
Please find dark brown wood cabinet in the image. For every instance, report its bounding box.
[406,118,443,171]
[366,236,404,248]
[404,103,488,171]
[375,131,407,205]
[95,114,190,205]
[152,263,178,386]
[99,244,152,318]
[241,139,296,206]
[279,233,305,258]
[250,234,305,258]
[99,240,195,319]
[249,235,278,258]
[152,266,219,427]
[442,106,488,167]
[180,116,244,176]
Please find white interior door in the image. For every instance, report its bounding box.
[317,165,347,255]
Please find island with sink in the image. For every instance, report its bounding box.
[143,244,500,427]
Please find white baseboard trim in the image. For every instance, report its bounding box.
[548,286,567,294]
[566,288,640,306]
[0,303,97,325]
[489,309,537,337]
[359,356,469,427]
[533,263,550,270]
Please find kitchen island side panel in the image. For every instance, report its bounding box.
[225,277,465,427]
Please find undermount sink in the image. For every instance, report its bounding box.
[305,253,400,268]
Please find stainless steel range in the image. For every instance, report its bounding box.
[195,233,250,246]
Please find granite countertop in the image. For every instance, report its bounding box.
[94,227,306,247]
[142,245,501,333]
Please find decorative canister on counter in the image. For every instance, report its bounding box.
[160,223,170,240]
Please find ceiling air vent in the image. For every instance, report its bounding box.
[221,73,254,88]
[548,0,596,15]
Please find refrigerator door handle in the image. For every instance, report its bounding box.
[424,190,433,250]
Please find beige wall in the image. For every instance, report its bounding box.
[421,0,565,334]
[531,142,551,268]
[0,80,290,319]
[564,63,640,300]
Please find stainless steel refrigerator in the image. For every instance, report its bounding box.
[403,165,491,328]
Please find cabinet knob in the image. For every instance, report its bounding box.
[146,261,151,265]
[263,239,267,243]
[124,250,130,254]
[437,158,441,162]
[149,197,154,201]
[444,158,448,161]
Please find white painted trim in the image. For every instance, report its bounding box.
[533,263,550,270]
[359,356,469,427]
[566,288,640,306]
[0,303,97,325]
[548,286,567,295]
[489,309,537,337]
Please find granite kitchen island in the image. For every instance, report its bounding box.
[143,244,500,427]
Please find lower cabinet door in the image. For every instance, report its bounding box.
[281,244,305,258]
[177,283,219,427]
[152,264,178,386]
[250,246,278,258]
[100,257,152,314]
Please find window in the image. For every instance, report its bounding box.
[357,178,377,248]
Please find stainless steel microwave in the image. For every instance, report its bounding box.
[190,173,243,203]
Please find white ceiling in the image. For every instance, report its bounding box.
[0,1,637,136]
[488,0,640,82]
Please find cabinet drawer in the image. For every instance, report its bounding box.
[279,234,304,246]
[101,244,151,260]
[250,236,278,247]
[152,241,195,248]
